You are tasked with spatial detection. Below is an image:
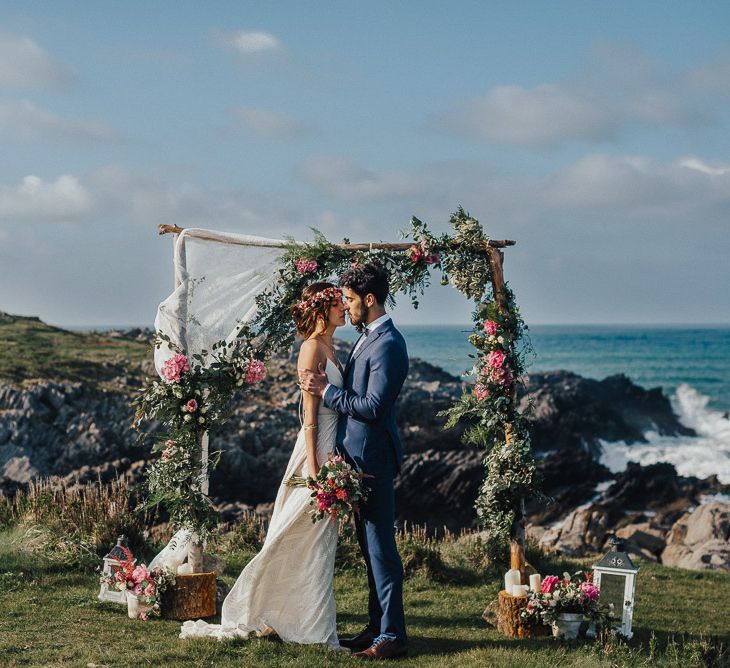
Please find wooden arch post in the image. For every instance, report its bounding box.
[487,247,526,582]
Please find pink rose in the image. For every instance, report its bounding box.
[245,359,266,384]
[161,353,190,383]
[473,383,490,401]
[295,258,318,274]
[139,611,149,621]
[185,398,198,413]
[144,583,156,597]
[132,565,149,584]
[541,575,560,594]
[486,350,505,368]
[483,320,498,336]
[409,244,424,262]
[580,582,599,601]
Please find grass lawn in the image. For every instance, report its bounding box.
[0,314,149,390]
[1,533,729,668]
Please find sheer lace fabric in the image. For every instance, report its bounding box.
[180,361,343,648]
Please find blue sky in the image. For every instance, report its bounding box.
[1,1,729,326]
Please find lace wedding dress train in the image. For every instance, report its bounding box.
[180,360,343,649]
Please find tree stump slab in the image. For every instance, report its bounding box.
[162,572,217,620]
[496,590,551,638]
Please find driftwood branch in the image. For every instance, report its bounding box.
[157,223,516,250]
[487,247,527,581]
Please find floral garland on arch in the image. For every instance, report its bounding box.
[133,207,539,544]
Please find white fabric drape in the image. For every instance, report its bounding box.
[150,228,297,570]
[153,228,292,374]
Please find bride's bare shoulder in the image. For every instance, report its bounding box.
[298,338,325,369]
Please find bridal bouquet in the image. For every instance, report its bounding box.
[521,570,601,626]
[286,455,369,537]
[99,546,175,620]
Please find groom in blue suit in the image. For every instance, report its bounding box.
[299,262,409,660]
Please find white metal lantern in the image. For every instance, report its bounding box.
[592,536,639,638]
[98,535,136,604]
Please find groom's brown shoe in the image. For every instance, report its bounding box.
[353,638,408,660]
[338,627,378,651]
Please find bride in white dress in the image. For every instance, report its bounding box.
[180,282,347,648]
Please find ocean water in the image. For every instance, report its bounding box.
[339,324,730,484]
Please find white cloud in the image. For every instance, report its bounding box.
[0,99,119,142]
[229,107,315,139]
[437,84,616,146]
[432,44,725,148]
[679,157,730,176]
[295,155,425,201]
[217,30,282,55]
[0,35,73,89]
[0,175,93,219]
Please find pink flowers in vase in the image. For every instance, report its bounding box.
[161,353,190,383]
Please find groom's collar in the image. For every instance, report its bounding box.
[364,313,391,334]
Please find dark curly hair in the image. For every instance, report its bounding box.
[339,262,389,305]
[290,281,339,339]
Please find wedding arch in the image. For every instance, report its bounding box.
[134,208,538,579]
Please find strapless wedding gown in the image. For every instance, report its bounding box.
[180,359,343,649]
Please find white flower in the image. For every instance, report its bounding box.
[497,336,504,343]
[200,406,208,414]
[183,414,192,422]
[198,417,205,424]
[180,406,187,412]
[236,379,244,386]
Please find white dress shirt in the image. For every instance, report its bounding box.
[323,314,392,397]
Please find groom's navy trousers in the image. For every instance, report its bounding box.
[323,318,409,644]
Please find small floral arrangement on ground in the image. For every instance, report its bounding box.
[286,455,369,537]
[99,546,175,620]
[521,571,601,626]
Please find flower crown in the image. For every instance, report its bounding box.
[296,286,342,310]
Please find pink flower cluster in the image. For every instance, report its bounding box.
[245,359,266,384]
[473,383,490,401]
[316,491,337,512]
[409,241,440,265]
[483,349,514,387]
[295,258,318,274]
[541,575,560,594]
[161,353,190,383]
[161,439,177,462]
[185,398,198,413]
[580,581,599,601]
[483,320,498,336]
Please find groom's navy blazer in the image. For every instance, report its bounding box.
[323,318,409,475]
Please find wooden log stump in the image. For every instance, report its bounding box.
[162,572,217,621]
[496,591,551,638]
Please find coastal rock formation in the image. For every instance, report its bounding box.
[661,503,730,570]
[1,324,720,552]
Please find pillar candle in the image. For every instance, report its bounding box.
[511,584,528,597]
[529,573,541,591]
[177,563,193,575]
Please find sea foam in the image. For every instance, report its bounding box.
[599,384,730,484]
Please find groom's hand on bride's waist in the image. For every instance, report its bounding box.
[298,364,328,396]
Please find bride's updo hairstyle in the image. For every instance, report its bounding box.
[291,281,341,338]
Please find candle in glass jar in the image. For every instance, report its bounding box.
[504,569,521,592]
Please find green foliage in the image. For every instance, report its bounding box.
[134,208,540,545]
[396,523,449,582]
[3,477,147,570]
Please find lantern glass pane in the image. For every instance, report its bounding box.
[599,573,626,625]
